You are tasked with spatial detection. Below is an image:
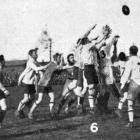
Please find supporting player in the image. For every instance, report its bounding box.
[15,49,49,118]
[113,52,128,118]
[56,53,80,114]
[0,55,10,128]
[120,45,140,128]
[28,53,62,119]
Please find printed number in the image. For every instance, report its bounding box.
[90,123,98,133]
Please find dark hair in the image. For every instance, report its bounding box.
[67,53,74,62]
[0,55,5,62]
[0,55,5,67]
[53,53,61,61]
[28,49,36,56]
[77,37,90,45]
[118,52,126,61]
[129,45,138,56]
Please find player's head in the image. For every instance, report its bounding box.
[102,25,112,39]
[67,53,75,65]
[129,45,138,56]
[53,53,61,65]
[0,55,5,71]
[118,52,127,61]
[99,50,106,59]
[28,49,38,60]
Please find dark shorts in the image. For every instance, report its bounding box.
[123,82,129,93]
[76,68,83,87]
[22,84,36,95]
[38,86,53,94]
[84,65,98,85]
[0,90,6,100]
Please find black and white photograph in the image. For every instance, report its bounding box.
[0,0,140,139]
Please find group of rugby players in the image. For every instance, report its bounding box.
[0,24,140,129]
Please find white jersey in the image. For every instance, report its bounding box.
[80,43,98,66]
[121,56,140,87]
[74,46,84,69]
[19,58,47,85]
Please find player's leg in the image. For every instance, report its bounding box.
[84,65,98,114]
[15,93,29,118]
[28,92,43,119]
[0,98,7,128]
[56,79,72,114]
[48,91,55,114]
[74,69,86,113]
[25,93,35,110]
[125,80,139,128]
[25,85,36,110]
[115,92,128,118]
[88,84,97,114]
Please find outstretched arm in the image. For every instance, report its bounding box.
[76,24,97,48]
[111,40,118,63]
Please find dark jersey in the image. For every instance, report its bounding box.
[66,66,79,80]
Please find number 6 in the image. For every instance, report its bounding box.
[90,123,98,133]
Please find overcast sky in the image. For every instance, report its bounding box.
[0,0,140,60]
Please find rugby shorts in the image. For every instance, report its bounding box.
[22,84,36,95]
[84,64,98,85]
[0,90,6,100]
[38,85,53,94]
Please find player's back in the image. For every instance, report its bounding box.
[130,56,140,81]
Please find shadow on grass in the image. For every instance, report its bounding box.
[0,122,87,139]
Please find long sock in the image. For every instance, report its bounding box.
[29,102,38,114]
[118,101,124,110]
[128,99,134,122]
[128,110,134,122]
[49,102,54,112]
[88,95,95,109]
[17,101,24,111]
[77,96,80,107]
[118,92,127,110]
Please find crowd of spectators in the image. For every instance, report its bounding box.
[2,68,120,87]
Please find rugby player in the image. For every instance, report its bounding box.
[120,45,140,128]
[15,49,49,118]
[113,52,128,118]
[96,35,121,114]
[56,53,79,114]
[28,53,62,119]
[0,55,10,128]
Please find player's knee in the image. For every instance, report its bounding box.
[22,98,29,104]
[48,92,54,102]
[36,97,42,104]
[88,86,95,96]
[128,100,133,111]
[1,104,7,111]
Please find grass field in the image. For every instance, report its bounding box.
[0,85,140,140]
